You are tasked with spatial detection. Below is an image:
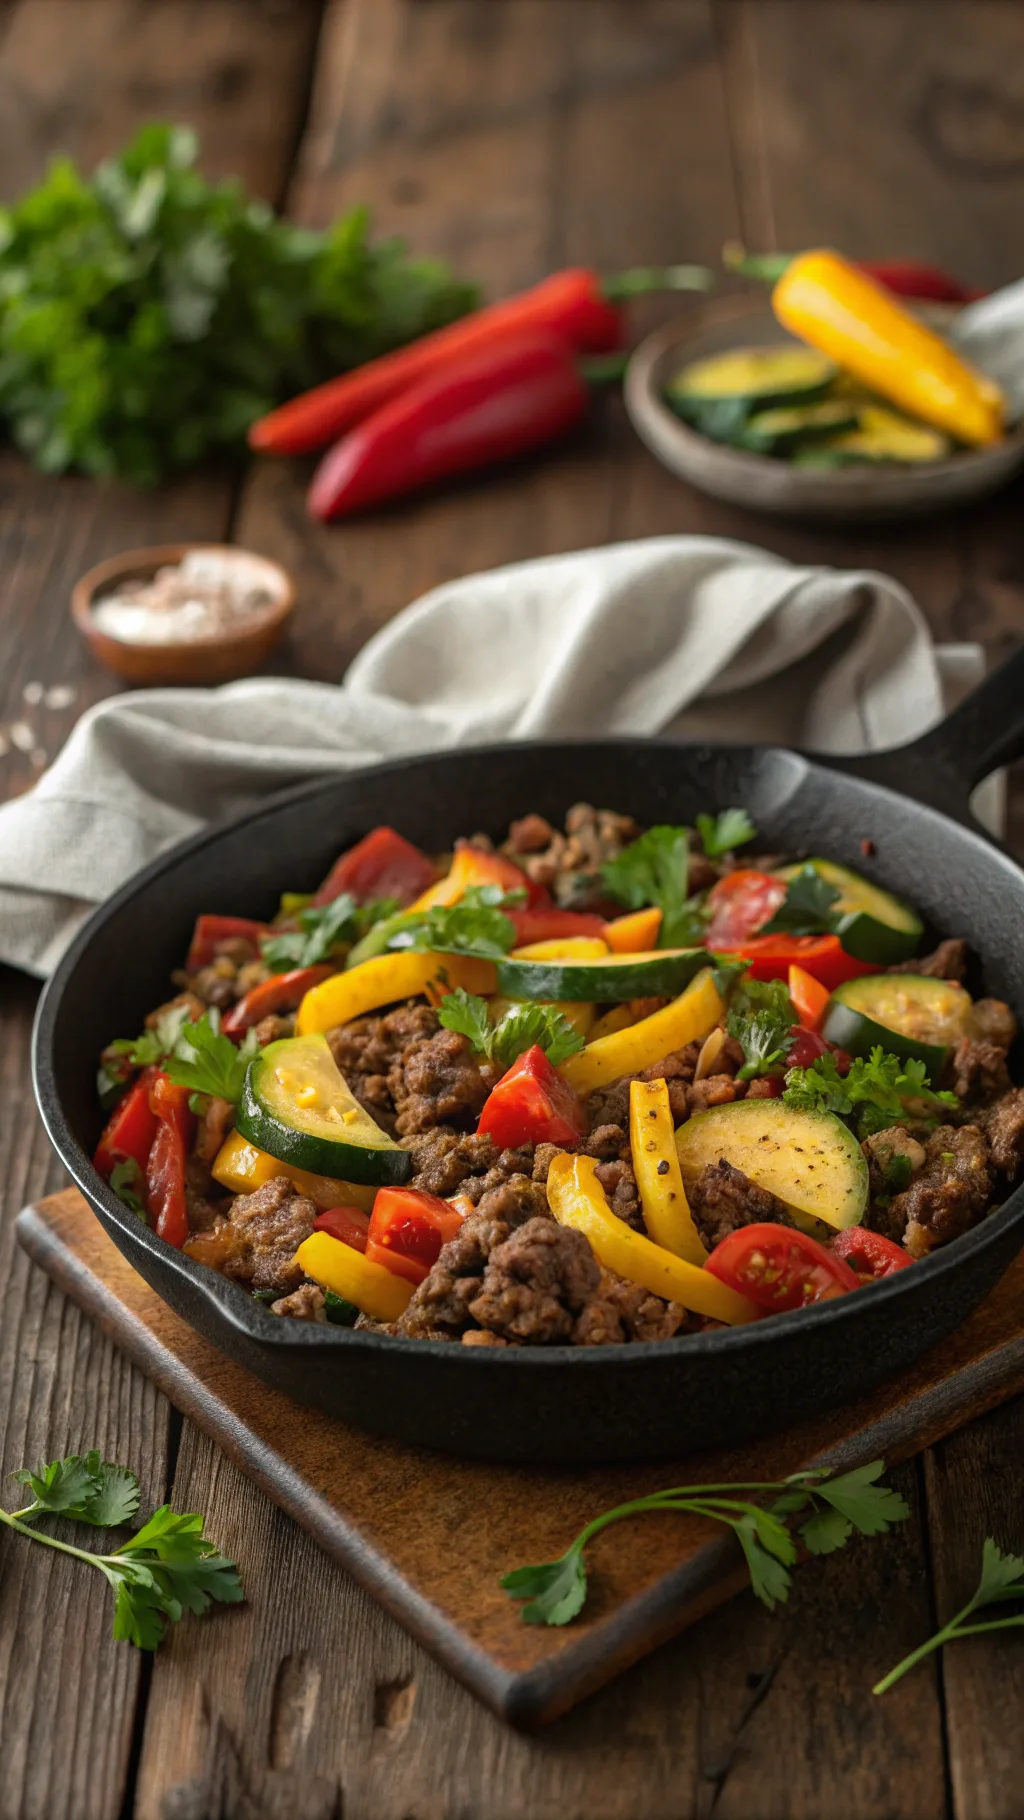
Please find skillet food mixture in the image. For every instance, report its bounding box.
[93,808,1024,1342]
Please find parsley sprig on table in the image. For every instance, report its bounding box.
[875,1538,1024,1693]
[260,893,398,972]
[437,988,584,1070]
[502,1460,908,1625]
[2,1451,242,1650]
[783,1046,958,1139]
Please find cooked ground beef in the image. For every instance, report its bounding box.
[474,1173,549,1227]
[396,1214,512,1338]
[184,1155,229,1233]
[194,1095,235,1166]
[253,1012,295,1047]
[467,1217,601,1343]
[574,1270,693,1345]
[891,938,968,982]
[219,1176,318,1293]
[500,802,640,909]
[388,1027,489,1137]
[970,998,1018,1049]
[949,1037,1011,1105]
[328,1003,440,1136]
[592,1157,642,1229]
[405,1128,498,1195]
[886,1126,993,1258]
[271,1283,326,1321]
[861,1126,927,1205]
[983,1086,1024,1181]
[585,1040,749,1137]
[687,1158,789,1252]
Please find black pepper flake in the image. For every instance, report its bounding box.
[656,1159,670,1175]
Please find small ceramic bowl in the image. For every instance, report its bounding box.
[624,295,1024,522]
[72,543,296,685]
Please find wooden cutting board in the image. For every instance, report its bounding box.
[16,1188,1024,1730]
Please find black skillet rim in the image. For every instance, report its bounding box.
[31,736,1024,1374]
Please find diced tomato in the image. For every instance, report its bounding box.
[93,1068,159,1178]
[788,962,831,1031]
[726,933,879,992]
[186,914,270,973]
[222,964,336,1036]
[144,1074,196,1249]
[705,1222,860,1312]
[477,1044,587,1149]
[313,826,438,908]
[507,907,608,945]
[831,1227,912,1280]
[704,870,787,949]
[365,1187,467,1284]
[314,1206,370,1252]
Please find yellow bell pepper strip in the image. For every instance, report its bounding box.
[509,936,609,961]
[587,1003,640,1044]
[295,1229,414,1322]
[603,907,662,953]
[562,967,724,1097]
[408,840,534,912]
[488,994,595,1041]
[296,951,497,1033]
[211,1129,376,1213]
[772,250,1004,447]
[629,1079,707,1266]
[547,1154,756,1325]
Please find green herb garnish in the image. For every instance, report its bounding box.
[696,807,757,859]
[760,862,842,937]
[260,894,399,972]
[109,1157,147,1218]
[379,886,523,962]
[3,1450,243,1650]
[98,1001,195,1102]
[725,976,797,1080]
[601,826,709,948]
[502,1460,908,1626]
[437,988,584,1071]
[875,1538,1024,1694]
[784,1046,958,1139]
[162,1009,258,1104]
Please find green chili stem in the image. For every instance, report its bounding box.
[601,264,712,301]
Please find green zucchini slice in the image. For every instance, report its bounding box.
[822,974,972,1077]
[738,399,859,456]
[675,1100,868,1232]
[795,404,951,467]
[236,1032,411,1185]
[665,345,838,442]
[775,858,923,964]
[493,947,708,1004]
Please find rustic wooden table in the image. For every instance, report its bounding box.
[2,4,1024,1816]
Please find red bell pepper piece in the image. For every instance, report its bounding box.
[313,826,437,908]
[249,264,709,457]
[831,1226,912,1280]
[507,907,608,945]
[222,964,336,1037]
[93,1069,159,1178]
[145,1075,196,1249]
[365,1187,467,1285]
[308,331,591,522]
[727,934,878,993]
[186,914,270,973]
[477,1044,587,1150]
[314,1206,371,1252]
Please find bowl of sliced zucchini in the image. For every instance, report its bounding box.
[625,296,1024,521]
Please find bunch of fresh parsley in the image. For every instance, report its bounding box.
[783,1046,958,1138]
[2,1451,242,1649]
[602,811,755,947]
[437,988,584,1070]
[0,123,477,483]
[260,893,398,973]
[503,1459,908,1625]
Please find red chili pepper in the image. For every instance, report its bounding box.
[94,1069,159,1178]
[831,1226,912,1280]
[365,1187,467,1285]
[314,1206,371,1252]
[186,914,270,973]
[724,243,984,304]
[145,1075,195,1249]
[308,332,589,522]
[313,826,437,908]
[729,934,878,993]
[477,1044,588,1150]
[222,964,336,1036]
[507,907,608,945]
[250,264,709,457]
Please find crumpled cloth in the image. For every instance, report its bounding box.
[0,533,987,975]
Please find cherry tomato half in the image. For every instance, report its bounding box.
[831,1226,912,1280]
[704,870,787,949]
[705,1222,860,1312]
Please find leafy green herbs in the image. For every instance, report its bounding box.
[601,826,707,947]
[783,1046,958,1139]
[98,1000,194,1103]
[761,863,841,937]
[260,894,398,972]
[696,808,757,859]
[377,886,523,962]
[875,1538,1024,1694]
[162,1010,258,1104]
[725,976,797,1081]
[0,123,477,484]
[502,1460,908,1626]
[437,988,584,1071]
[2,1451,242,1650]
[109,1157,146,1217]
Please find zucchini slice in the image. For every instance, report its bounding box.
[796,404,951,467]
[822,973,972,1076]
[665,345,837,441]
[738,399,859,456]
[494,946,708,1004]
[675,1100,868,1232]
[236,1032,411,1185]
[775,858,923,964]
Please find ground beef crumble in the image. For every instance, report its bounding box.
[686,1158,791,1252]
[885,1126,993,1258]
[217,1177,318,1294]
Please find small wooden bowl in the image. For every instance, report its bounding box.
[625,296,1024,523]
[72,543,296,685]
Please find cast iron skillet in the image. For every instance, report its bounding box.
[32,648,1024,1464]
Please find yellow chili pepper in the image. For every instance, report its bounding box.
[296,951,497,1032]
[210,1129,375,1212]
[629,1079,707,1267]
[773,250,1004,447]
[295,1230,413,1322]
[547,1154,756,1325]
[562,967,723,1097]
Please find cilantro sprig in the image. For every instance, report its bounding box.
[502,1460,908,1625]
[601,826,708,948]
[783,1046,958,1139]
[725,976,797,1081]
[696,807,757,859]
[875,1537,1024,1693]
[260,893,398,972]
[437,988,584,1071]
[2,1451,243,1650]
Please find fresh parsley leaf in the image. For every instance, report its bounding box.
[13,1452,103,1516]
[80,1462,143,1529]
[799,1505,854,1555]
[724,975,796,1080]
[814,1460,911,1536]
[260,894,399,972]
[385,887,520,961]
[437,989,584,1070]
[696,808,757,859]
[733,1511,796,1610]
[109,1157,147,1218]
[500,1549,587,1626]
[710,955,750,1000]
[434,987,494,1053]
[784,1046,957,1139]
[875,1536,1024,1694]
[105,1001,194,1070]
[760,863,841,936]
[601,826,709,948]
[163,1010,258,1104]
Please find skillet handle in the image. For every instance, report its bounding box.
[824,643,1024,826]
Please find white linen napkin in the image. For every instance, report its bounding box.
[0,534,986,976]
